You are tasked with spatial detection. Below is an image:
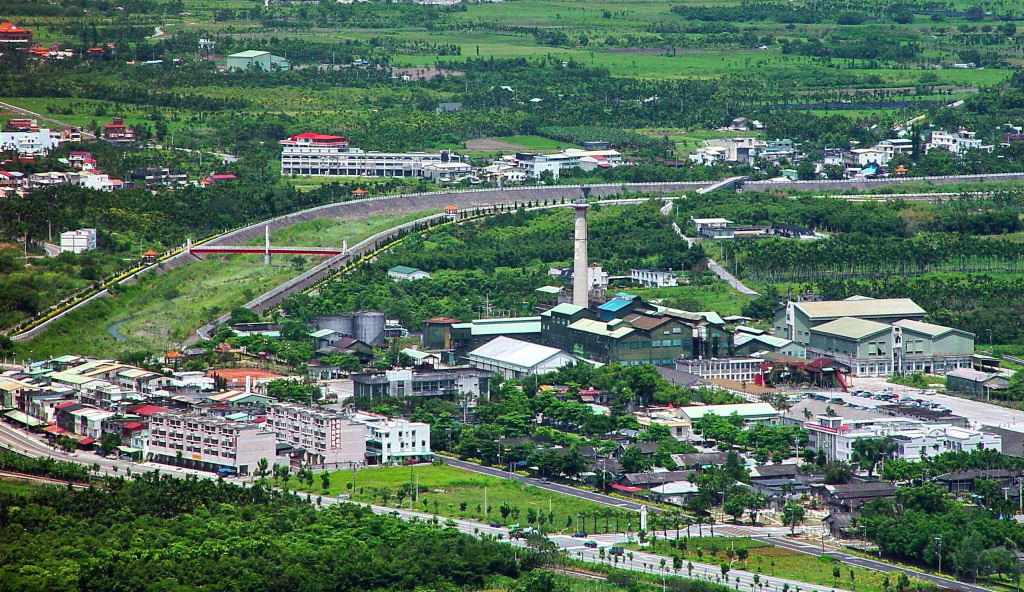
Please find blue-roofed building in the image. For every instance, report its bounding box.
[597,294,649,321]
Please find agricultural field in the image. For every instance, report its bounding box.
[298,463,640,533]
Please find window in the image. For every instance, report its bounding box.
[672,339,682,346]
[652,340,661,347]
[672,328,681,334]
[630,342,639,349]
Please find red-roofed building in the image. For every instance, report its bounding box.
[0,22,33,44]
[127,404,170,418]
[102,117,135,146]
[205,173,236,184]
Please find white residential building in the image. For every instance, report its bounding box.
[279,132,462,178]
[806,415,1001,463]
[0,127,58,155]
[75,170,124,192]
[265,402,366,468]
[148,411,277,475]
[928,129,993,155]
[60,228,97,253]
[631,268,679,288]
[351,412,432,464]
[701,137,765,165]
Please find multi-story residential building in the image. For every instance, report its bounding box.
[279,132,462,178]
[148,411,276,474]
[265,402,366,468]
[0,125,57,156]
[101,117,136,146]
[55,403,116,441]
[927,129,992,155]
[806,415,1001,463]
[59,228,97,253]
[351,412,432,464]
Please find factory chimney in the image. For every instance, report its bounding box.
[572,197,590,308]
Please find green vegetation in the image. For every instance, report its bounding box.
[0,472,523,592]
[632,537,929,592]
[14,254,313,359]
[301,463,639,533]
[254,212,440,249]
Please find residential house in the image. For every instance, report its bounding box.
[630,268,679,288]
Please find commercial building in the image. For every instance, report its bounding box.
[467,336,576,379]
[774,296,926,347]
[806,317,974,377]
[351,412,431,464]
[630,268,679,288]
[805,415,1001,463]
[451,317,543,351]
[265,402,366,468]
[148,411,276,474]
[350,367,492,400]
[226,50,290,72]
[279,132,462,178]
[59,228,97,253]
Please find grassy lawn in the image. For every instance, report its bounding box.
[253,211,440,249]
[296,463,638,533]
[0,477,45,496]
[630,537,929,592]
[15,254,314,359]
[625,277,753,317]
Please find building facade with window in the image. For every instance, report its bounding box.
[351,413,432,464]
[265,402,365,468]
[147,411,276,475]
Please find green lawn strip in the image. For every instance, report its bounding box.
[625,279,754,317]
[625,537,928,592]
[245,211,440,249]
[296,464,639,533]
[0,477,47,496]
[15,254,313,358]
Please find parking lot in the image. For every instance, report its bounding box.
[777,376,1024,434]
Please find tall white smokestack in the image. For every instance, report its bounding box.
[572,197,590,308]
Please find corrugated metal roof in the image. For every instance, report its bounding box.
[468,336,569,368]
[542,303,586,316]
[893,319,964,338]
[810,317,892,340]
[680,403,778,420]
[568,318,635,338]
[598,299,632,312]
[794,298,924,320]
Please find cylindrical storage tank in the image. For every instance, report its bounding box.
[353,311,385,345]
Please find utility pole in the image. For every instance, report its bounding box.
[935,537,943,575]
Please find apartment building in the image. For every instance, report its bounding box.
[351,412,432,464]
[148,411,276,475]
[265,402,366,468]
[806,415,1001,463]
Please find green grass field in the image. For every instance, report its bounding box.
[626,276,753,316]
[0,477,45,497]
[14,254,314,359]
[297,463,639,533]
[631,537,929,592]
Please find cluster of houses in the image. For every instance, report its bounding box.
[279,132,625,184]
[0,356,433,475]
[689,126,998,179]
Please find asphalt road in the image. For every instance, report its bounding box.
[758,537,994,592]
